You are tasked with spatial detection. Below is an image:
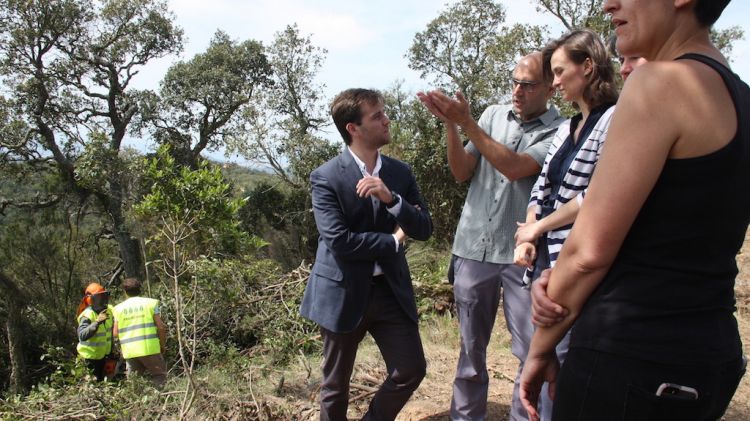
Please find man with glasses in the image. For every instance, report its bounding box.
[418,52,563,421]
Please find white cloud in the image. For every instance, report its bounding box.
[168,0,378,54]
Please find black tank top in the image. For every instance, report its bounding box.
[570,54,750,365]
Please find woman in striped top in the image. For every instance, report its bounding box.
[513,30,618,287]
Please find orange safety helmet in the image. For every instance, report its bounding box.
[76,283,108,316]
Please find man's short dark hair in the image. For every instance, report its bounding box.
[122,277,142,296]
[330,88,384,145]
[694,0,731,27]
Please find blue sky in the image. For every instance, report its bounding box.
[130,0,750,162]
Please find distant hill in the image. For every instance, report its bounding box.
[216,161,283,197]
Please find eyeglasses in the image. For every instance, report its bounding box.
[510,78,542,92]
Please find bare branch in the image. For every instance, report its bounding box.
[0,194,62,215]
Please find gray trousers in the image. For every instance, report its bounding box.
[125,353,167,387]
[450,257,568,421]
[319,280,426,421]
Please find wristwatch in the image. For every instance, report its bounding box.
[386,191,400,208]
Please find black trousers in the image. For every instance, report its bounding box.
[552,348,746,421]
[84,358,106,381]
[319,278,426,421]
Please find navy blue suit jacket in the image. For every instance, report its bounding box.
[300,150,433,333]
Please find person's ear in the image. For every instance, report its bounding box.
[584,58,593,77]
[346,122,357,138]
[674,0,692,10]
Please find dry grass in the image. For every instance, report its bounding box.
[266,230,750,420]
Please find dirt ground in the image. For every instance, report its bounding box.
[283,231,750,420]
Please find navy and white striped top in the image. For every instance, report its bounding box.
[523,104,616,285]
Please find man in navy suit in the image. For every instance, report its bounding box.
[300,88,433,420]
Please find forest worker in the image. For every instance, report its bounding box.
[76,282,115,381]
[113,277,168,387]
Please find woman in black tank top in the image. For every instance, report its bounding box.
[519,1,748,420]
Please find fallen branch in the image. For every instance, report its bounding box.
[350,382,378,393]
[348,389,377,403]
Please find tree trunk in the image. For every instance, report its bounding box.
[98,181,146,281]
[111,212,145,281]
[0,272,27,394]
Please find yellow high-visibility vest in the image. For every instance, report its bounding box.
[113,297,161,359]
[76,305,114,360]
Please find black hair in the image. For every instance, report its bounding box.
[693,0,731,27]
[121,277,142,297]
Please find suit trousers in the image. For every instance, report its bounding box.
[450,258,568,421]
[319,278,426,421]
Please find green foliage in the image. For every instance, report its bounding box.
[160,257,318,365]
[224,25,334,268]
[382,83,467,243]
[408,0,548,115]
[405,242,455,316]
[146,30,272,168]
[38,346,90,388]
[534,0,612,38]
[219,163,277,198]
[73,132,125,191]
[0,200,119,338]
[235,24,333,188]
[0,0,184,279]
[711,26,745,61]
[1,367,164,419]
[239,182,291,232]
[135,145,250,254]
[0,348,300,419]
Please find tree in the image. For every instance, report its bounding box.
[404,0,549,240]
[711,26,745,62]
[233,24,337,263]
[141,30,273,169]
[0,0,183,279]
[0,193,120,394]
[0,270,28,395]
[235,24,335,188]
[382,81,468,242]
[134,145,258,418]
[534,0,611,37]
[534,1,744,61]
[407,0,547,116]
